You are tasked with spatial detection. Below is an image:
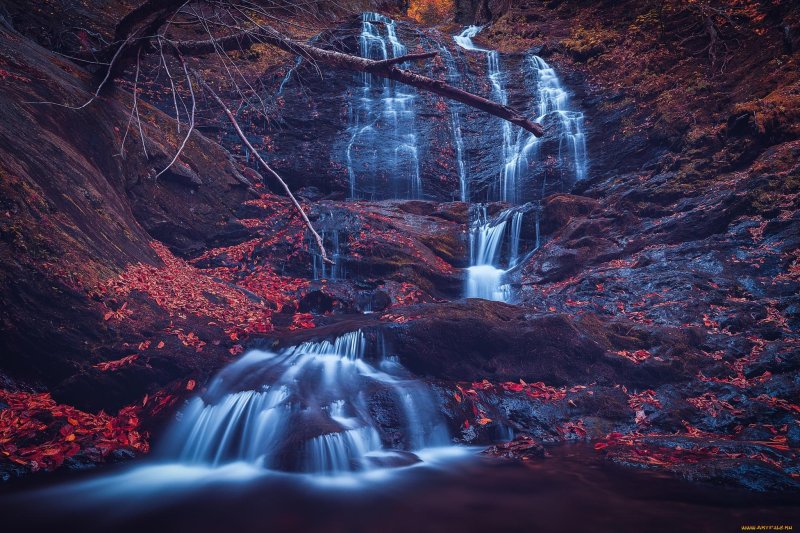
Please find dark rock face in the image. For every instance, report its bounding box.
[0,25,252,391]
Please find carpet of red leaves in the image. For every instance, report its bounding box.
[0,390,148,472]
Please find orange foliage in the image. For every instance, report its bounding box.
[407,0,453,24]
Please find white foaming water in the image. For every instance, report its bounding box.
[466,206,512,302]
[160,330,451,475]
[465,206,535,302]
[346,13,421,199]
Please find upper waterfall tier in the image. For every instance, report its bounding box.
[346,13,422,200]
[455,26,588,204]
[264,15,588,203]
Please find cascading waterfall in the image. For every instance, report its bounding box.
[346,13,422,200]
[160,330,450,475]
[509,211,524,268]
[455,26,588,204]
[455,26,517,203]
[465,205,537,302]
[465,206,511,302]
[455,25,588,302]
[515,55,588,197]
[311,229,343,281]
[437,43,469,201]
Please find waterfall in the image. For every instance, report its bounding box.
[437,43,469,201]
[465,206,510,302]
[509,211,523,268]
[311,229,343,280]
[346,13,422,200]
[521,55,588,192]
[455,27,518,203]
[455,26,588,203]
[160,331,451,475]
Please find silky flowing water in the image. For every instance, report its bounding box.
[346,13,421,200]
[456,25,587,302]
[2,444,797,532]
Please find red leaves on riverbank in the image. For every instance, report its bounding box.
[610,349,651,364]
[94,354,139,372]
[0,390,148,472]
[593,429,795,476]
[469,379,568,401]
[99,241,276,338]
[687,392,743,418]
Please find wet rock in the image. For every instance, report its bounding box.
[483,435,545,461]
[539,194,599,234]
[383,300,604,383]
[363,450,422,469]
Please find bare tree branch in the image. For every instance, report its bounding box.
[155,55,196,178]
[100,0,543,136]
[193,71,333,264]
[173,29,544,136]
[367,51,439,69]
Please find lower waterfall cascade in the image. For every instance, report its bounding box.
[159,331,451,475]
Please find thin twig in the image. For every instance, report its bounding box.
[155,57,196,179]
[193,71,333,264]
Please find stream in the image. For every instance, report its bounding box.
[2,443,797,532]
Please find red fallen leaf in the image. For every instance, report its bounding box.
[473,379,494,391]
[594,442,608,450]
[156,341,165,349]
[501,382,526,392]
[94,354,138,372]
[186,380,196,391]
[477,417,492,426]
[229,344,244,356]
[64,434,75,442]
[453,392,462,403]
[463,420,470,429]
[103,311,114,321]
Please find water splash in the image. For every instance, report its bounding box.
[465,206,510,302]
[160,330,450,475]
[346,13,422,200]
